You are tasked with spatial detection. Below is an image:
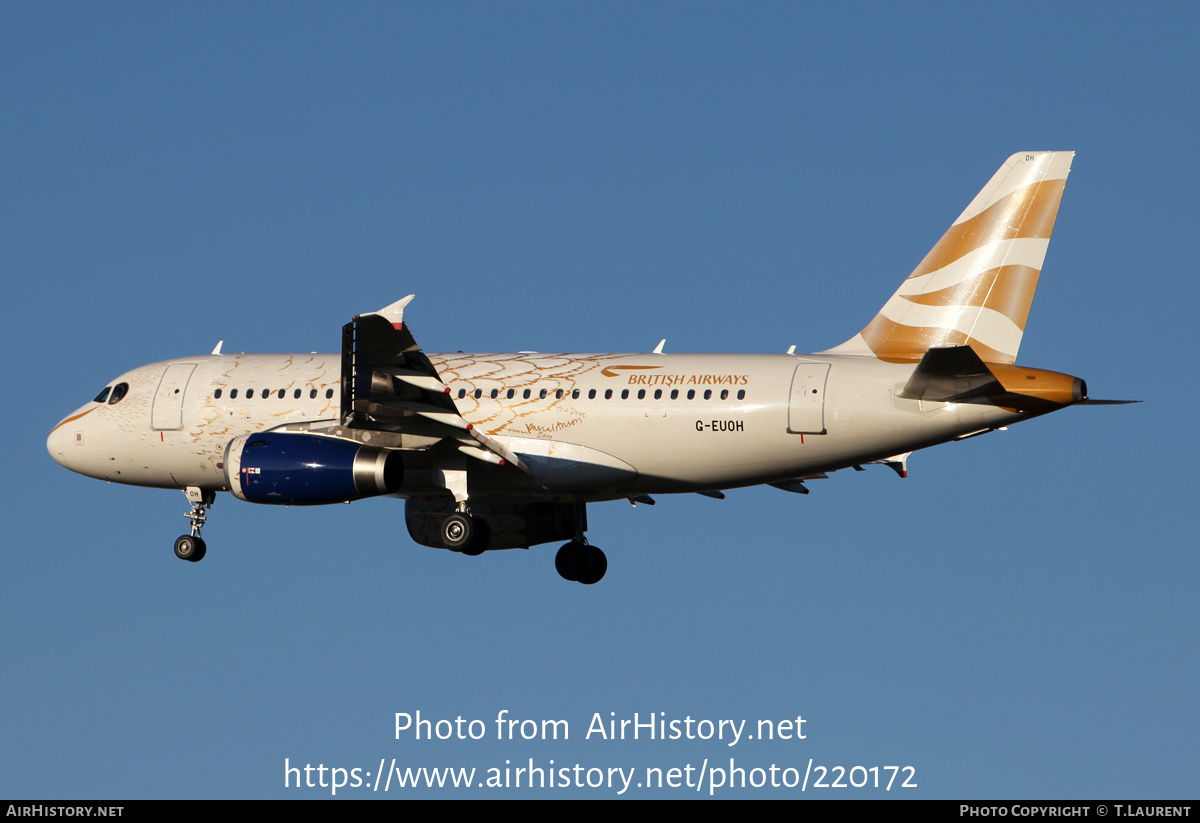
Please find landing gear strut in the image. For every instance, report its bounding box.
[175,487,215,563]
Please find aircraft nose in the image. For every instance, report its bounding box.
[47,425,69,469]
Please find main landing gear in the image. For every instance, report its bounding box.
[435,502,607,584]
[555,540,607,585]
[174,487,215,563]
[439,510,491,557]
[554,501,604,585]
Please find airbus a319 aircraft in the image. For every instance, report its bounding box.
[49,151,1121,584]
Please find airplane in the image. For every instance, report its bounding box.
[48,151,1124,584]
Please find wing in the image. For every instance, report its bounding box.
[340,296,531,475]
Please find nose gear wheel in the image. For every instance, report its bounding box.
[174,487,215,563]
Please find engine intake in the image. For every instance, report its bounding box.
[224,432,404,505]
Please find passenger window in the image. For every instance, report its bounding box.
[721,389,729,400]
[108,383,129,404]
[737,390,745,400]
[474,389,482,399]
[604,389,613,399]
[523,389,531,399]
[294,389,301,399]
[588,389,596,399]
[637,389,645,400]
[507,389,515,399]
[93,387,111,403]
[310,389,317,399]
[458,389,466,399]
[326,389,334,399]
[654,389,662,400]
[247,388,254,397]
[703,389,711,400]
[621,389,629,399]
[539,389,548,399]
[490,389,498,399]
[231,389,239,399]
[571,389,579,399]
[214,389,223,399]
[670,389,679,400]
[687,389,695,400]
[555,389,563,399]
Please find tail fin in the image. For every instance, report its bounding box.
[825,151,1074,364]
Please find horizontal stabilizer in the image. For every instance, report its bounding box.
[898,345,1086,412]
[898,346,1000,402]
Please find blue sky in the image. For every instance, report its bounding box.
[3,2,1196,798]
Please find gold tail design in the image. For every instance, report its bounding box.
[826,151,1074,364]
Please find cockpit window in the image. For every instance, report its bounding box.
[107,383,129,404]
[93,387,111,403]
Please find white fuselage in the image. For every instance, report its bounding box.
[48,350,1023,502]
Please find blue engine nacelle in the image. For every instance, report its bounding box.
[223,432,404,505]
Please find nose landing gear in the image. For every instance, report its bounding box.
[175,487,215,563]
[174,534,206,562]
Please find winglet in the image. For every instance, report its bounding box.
[366,295,416,328]
[211,340,224,356]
